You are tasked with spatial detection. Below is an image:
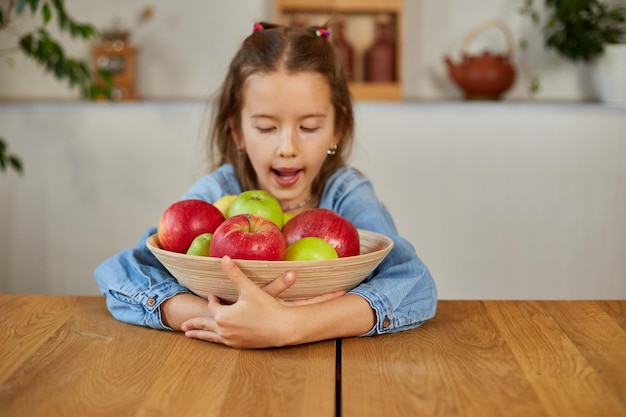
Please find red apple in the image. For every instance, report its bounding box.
[210,213,285,261]
[282,208,360,257]
[157,199,225,253]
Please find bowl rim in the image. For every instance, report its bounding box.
[145,228,394,267]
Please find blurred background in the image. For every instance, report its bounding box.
[1,0,625,299]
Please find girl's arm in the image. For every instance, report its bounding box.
[179,256,375,348]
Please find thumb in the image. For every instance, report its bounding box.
[221,256,258,296]
[261,270,296,298]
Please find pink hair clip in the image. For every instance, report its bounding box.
[315,29,330,39]
[253,22,264,32]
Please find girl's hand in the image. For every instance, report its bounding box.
[180,256,345,348]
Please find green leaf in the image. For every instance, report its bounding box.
[28,0,41,13]
[54,58,65,79]
[520,39,529,50]
[531,11,540,26]
[42,3,51,25]
[529,76,541,94]
[78,24,94,39]
[0,139,24,174]
[18,34,34,55]
[51,0,69,30]
[9,156,24,174]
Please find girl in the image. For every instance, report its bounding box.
[95,22,437,348]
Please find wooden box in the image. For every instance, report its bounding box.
[91,43,139,101]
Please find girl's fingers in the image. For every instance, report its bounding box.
[184,328,224,344]
[260,271,296,298]
[181,294,221,331]
[222,256,297,299]
[180,296,230,344]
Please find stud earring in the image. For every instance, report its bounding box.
[327,145,338,155]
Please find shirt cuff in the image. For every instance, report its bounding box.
[348,286,394,336]
[108,279,193,331]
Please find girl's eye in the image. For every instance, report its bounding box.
[300,126,319,133]
[257,127,275,133]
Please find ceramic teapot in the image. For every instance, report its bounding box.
[444,19,516,100]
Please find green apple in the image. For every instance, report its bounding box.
[213,194,239,217]
[283,212,295,226]
[284,237,338,261]
[185,232,213,256]
[228,190,284,229]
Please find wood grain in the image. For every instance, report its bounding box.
[486,301,625,417]
[341,300,626,417]
[4,296,624,417]
[0,295,77,385]
[0,295,335,417]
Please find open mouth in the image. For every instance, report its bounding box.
[272,168,302,187]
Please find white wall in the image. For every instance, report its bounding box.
[0,102,210,294]
[352,103,626,299]
[1,0,623,101]
[1,102,625,299]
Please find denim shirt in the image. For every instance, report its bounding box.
[94,164,437,336]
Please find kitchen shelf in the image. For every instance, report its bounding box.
[275,0,403,101]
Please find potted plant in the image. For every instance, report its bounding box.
[520,0,626,103]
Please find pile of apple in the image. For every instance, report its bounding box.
[157,190,360,262]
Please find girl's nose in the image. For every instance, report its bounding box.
[277,128,298,157]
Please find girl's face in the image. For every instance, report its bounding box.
[233,70,340,212]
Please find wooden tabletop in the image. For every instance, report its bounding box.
[0,294,336,417]
[342,300,626,417]
[1,296,624,417]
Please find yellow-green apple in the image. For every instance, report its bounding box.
[157,199,224,253]
[186,233,213,256]
[213,194,238,217]
[283,212,295,226]
[282,208,360,257]
[210,213,285,261]
[228,190,284,229]
[284,237,338,261]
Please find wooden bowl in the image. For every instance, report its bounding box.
[146,229,393,303]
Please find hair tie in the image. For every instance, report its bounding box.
[252,22,264,33]
[315,29,330,39]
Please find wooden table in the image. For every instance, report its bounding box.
[0,295,336,417]
[342,300,626,417]
[1,296,624,417]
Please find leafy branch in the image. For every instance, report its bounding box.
[1,0,112,175]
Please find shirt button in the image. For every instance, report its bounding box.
[147,298,156,307]
[382,317,391,328]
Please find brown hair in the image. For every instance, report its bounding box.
[208,22,355,203]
